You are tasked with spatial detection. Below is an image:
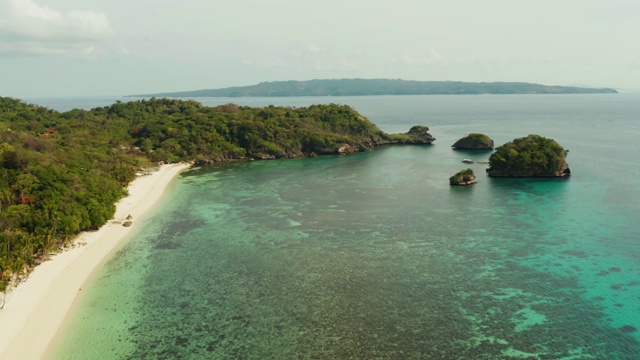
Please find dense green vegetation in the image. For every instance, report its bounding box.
[386,125,436,144]
[0,97,139,298]
[452,133,494,150]
[133,79,618,98]
[449,169,476,186]
[0,97,433,295]
[487,135,570,177]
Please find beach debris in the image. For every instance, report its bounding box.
[123,221,133,227]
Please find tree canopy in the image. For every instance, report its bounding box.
[487,135,570,177]
[449,168,476,186]
[452,133,494,150]
[132,79,619,98]
[0,97,433,292]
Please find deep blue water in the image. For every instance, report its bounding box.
[43,94,640,359]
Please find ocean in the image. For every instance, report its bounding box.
[37,94,640,359]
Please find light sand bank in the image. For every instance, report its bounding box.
[0,162,191,360]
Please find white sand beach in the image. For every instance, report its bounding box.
[0,162,191,360]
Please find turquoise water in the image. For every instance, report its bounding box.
[48,95,640,359]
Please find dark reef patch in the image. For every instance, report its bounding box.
[620,325,637,333]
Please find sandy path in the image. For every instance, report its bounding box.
[0,162,191,360]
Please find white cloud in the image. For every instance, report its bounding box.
[306,44,320,53]
[624,55,640,67]
[399,48,444,65]
[0,0,114,56]
[429,49,443,60]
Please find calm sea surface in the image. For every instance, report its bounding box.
[37,94,640,359]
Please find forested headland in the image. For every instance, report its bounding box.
[133,79,619,98]
[0,97,433,295]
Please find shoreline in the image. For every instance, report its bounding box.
[0,162,191,360]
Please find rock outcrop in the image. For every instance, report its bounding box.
[387,126,436,145]
[486,135,570,177]
[449,169,477,186]
[452,133,494,150]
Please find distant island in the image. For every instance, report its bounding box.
[130,79,618,98]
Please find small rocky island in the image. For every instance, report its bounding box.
[449,169,477,186]
[388,125,436,145]
[486,135,571,177]
[452,133,494,150]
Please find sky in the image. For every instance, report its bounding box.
[0,0,639,97]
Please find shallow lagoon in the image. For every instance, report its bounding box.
[48,94,640,359]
